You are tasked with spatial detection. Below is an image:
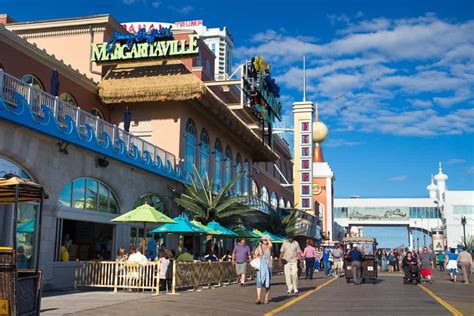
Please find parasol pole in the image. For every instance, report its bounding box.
[142,222,147,255]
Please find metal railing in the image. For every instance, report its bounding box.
[0,70,176,168]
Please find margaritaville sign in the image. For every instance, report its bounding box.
[91,27,199,62]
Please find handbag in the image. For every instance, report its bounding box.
[250,257,261,270]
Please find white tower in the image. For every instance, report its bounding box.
[427,175,437,200]
[434,162,448,202]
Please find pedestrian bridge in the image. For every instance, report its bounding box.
[334,198,443,249]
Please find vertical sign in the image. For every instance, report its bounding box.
[300,121,312,210]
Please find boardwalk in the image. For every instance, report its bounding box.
[41,270,473,315]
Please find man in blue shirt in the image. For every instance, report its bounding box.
[349,245,363,285]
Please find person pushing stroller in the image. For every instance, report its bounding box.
[402,251,421,285]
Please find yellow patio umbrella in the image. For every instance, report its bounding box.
[111,203,176,253]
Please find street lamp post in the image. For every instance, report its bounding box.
[461,216,467,248]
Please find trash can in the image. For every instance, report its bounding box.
[0,248,16,316]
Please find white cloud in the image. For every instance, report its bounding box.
[235,14,474,137]
[325,139,363,147]
[444,159,466,165]
[151,1,161,8]
[467,166,474,174]
[176,5,194,15]
[388,175,408,182]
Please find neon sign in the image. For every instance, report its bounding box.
[91,27,199,63]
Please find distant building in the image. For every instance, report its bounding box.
[122,20,234,81]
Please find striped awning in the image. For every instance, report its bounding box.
[0,176,48,204]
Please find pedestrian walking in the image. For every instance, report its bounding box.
[349,245,363,285]
[331,244,344,278]
[314,248,322,271]
[388,249,396,272]
[394,249,400,271]
[279,233,301,294]
[382,249,389,272]
[232,239,252,287]
[457,247,472,284]
[436,252,445,271]
[322,248,331,276]
[255,236,272,304]
[302,239,316,280]
[376,249,383,272]
[418,247,434,283]
[445,248,459,283]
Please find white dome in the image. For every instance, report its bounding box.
[434,162,448,181]
[427,175,437,191]
[312,121,328,143]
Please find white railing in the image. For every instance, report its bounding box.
[0,69,176,169]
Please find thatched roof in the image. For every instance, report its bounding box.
[98,61,207,104]
[0,175,48,204]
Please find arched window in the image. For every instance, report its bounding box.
[58,178,119,213]
[224,146,232,186]
[59,92,78,106]
[271,192,278,208]
[213,139,223,191]
[234,153,242,195]
[199,129,210,180]
[0,156,37,269]
[90,108,104,119]
[243,159,250,196]
[279,197,285,208]
[252,180,259,197]
[286,200,292,208]
[134,194,167,214]
[185,119,197,176]
[261,186,269,203]
[21,74,44,90]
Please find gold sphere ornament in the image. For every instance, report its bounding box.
[312,121,328,143]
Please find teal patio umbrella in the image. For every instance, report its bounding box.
[207,221,238,237]
[17,219,35,233]
[151,216,207,234]
[263,231,286,244]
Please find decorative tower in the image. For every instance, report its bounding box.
[427,175,437,200]
[293,56,314,213]
[311,103,335,241]
[434,162,448,203]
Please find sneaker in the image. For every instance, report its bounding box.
[287,290,292,294]
[240,283,244,287]
[294,289,299,294]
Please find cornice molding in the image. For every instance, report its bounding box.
[17,27,106,39]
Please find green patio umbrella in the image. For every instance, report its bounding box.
[111,203,176,253]
[207,221,238,237]
[151,216,207,234]
[263,231,286,244]
[233,226,260,239]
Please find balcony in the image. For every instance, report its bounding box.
[0,69,184,182]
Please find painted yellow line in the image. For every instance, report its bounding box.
[418,284,464,316]
[263,277,337,316]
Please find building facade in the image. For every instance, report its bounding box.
[0,13,291,290]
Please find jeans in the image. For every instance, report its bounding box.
[351,261,362,284]
[305,257,315,279]
[284,261,298,292]
[323,260,331,276]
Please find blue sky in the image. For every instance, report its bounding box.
[2,0,473,199]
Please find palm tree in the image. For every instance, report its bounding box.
[262,208,305,236]
[175,165,259,227]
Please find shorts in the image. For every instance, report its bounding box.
[449,268,458,275]
[235,262,247,275]
[420,268,432,277]
[333,260,343,270]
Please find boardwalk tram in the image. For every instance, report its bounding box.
[342,236,378,284]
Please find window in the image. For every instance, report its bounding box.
[199,129,210,180]
[224,146,232,186]
[279,197,285,208]
[252,180,259,197]
[453,205,474,215]
[58,178,119,213]
[59,93,77,106]
[213,139,223,191]
[21,74,44,90]
[0,156,37,269]
[235,153,242,195]
[185,119,197,177]
[134,194,166,213]
[90,108,104,119]
[271,192,278,208]
[261,186,269,203]
[243,159,250,196]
